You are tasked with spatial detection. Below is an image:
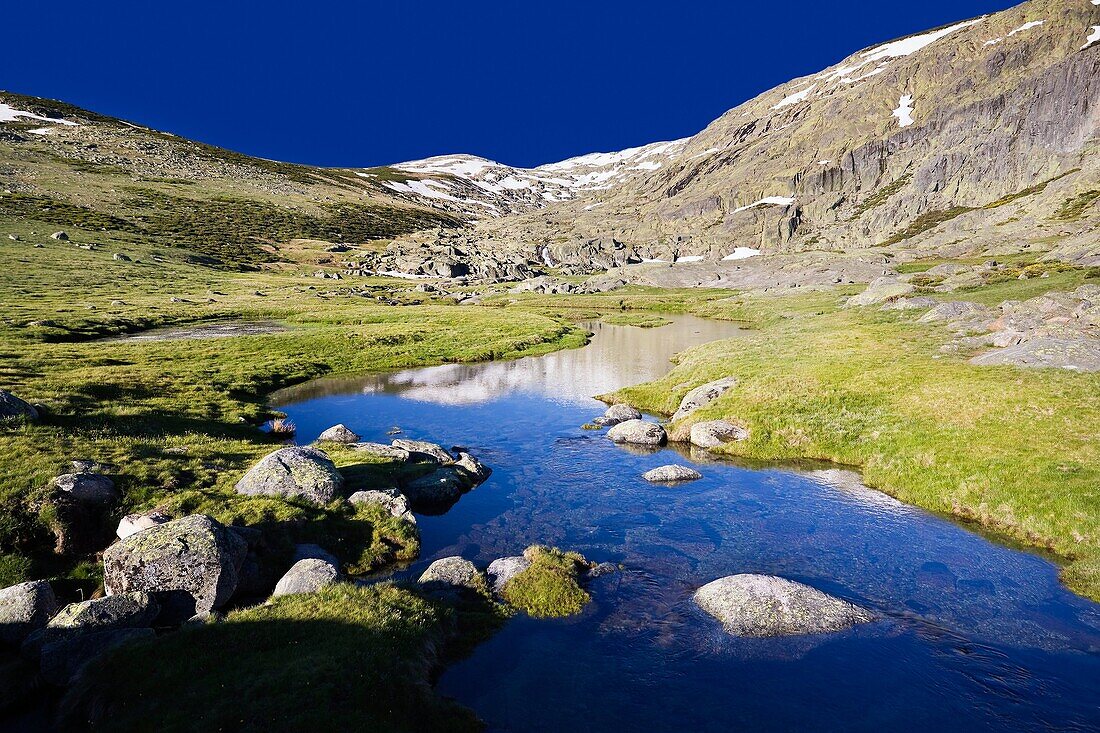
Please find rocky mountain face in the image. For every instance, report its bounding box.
[371,0,1098,279]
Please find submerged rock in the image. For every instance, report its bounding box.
[487,556,531,594]
[402,467,468,514]
[316,424,361,443]
[607,419,667,446]
[0,390,38,422]
[689,420,748,449]
[670,376,738,422]
[235,446,344,504]
[102,514,247,623]
[693,574,876,637]
[273,559,340,596]
[642,465,702,483]
[0,580,58,646]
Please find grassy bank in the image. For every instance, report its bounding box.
[583,280,1100,600]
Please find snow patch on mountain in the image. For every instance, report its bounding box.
[773,85,816,110]
[1084,26,1100,49]
[734,196,796,213]
[0,102,78,127]
[893,95,915,127]
[1008,20,1044,36]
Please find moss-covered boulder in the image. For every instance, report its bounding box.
[102,514,247,624]
[500,546,593,618]
[235,446,344,504]
[47,592,160,633]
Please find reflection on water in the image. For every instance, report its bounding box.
[272,315,740,406]
[276,315,1100,733]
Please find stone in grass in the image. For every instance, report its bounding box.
[49,473,119,507]
[693,574,876,637]
[670,376,738,422]
[47,592,160,633]
[116,511,171,540]
[0,580,58,646]
[0,389,39,422]
[642,465,702,483]
[316,424,361,444]
[102,514,247,624]
[486,556,531,595]
[689,420,748,449]
[348,488,415,523]
[349,442,410,462]
[235,446,344,504]
[607,419,667,446]
[273,559,340,597]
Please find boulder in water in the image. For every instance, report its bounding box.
[316,424,361,443]
[642,465,702,483]
[607,419,667,446]
[594,404,642,426]
[689,420,748,449]
[487,556,531,594]
[693,574,876,637]
[391,439,453,464]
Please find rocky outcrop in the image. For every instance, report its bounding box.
[402,467,469,514]
[670,377,738,422]
[487,556,531,594]
[102,514,247,623]
[642,465,703,483]
[455,452,492,484]
[846,277,916,307]
[235,447,344,504]
[0,390,38,421]
[316,424,361,443]
[0,580,58,646]
[607,419,667,446]
[272,558,340,596]
[689,420,749,449]
[693,574,876,637]
[348,488,415,523]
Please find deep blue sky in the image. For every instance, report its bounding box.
[5,0,1017,168]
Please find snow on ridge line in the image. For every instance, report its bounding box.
[536,138,689,172]
[0,102,78,126]
[860,17,985,63]
[733,196,796,213]
[892,95,915,127]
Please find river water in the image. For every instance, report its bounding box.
[273,315,1100,732]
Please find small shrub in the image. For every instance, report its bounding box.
[267,417,296,437]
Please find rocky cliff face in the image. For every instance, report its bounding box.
[377,0,1098,275]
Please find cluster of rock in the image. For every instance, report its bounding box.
[850,281,1100,372]
[357,229,539,283]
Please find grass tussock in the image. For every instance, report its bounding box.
[502,545,593,618]
[61,583,481,733]
[601,313,672,328]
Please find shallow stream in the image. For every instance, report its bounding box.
[274,315,1100,732]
